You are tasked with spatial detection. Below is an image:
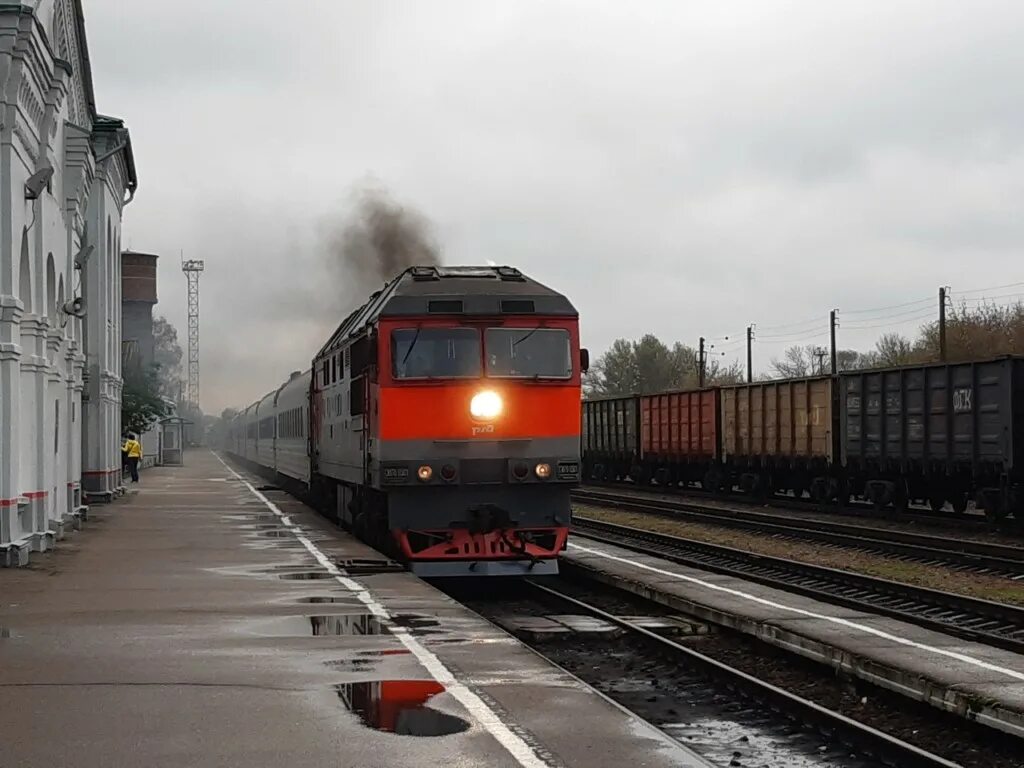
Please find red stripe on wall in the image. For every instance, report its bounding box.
[22,491,47,499]
[0,498,19,508]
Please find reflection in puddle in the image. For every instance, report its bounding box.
[391,614,442,635]
[311,614,389,636]
[258,530,293,538]
[0,627,10,638]
[264,564,320,572]
[300,596,361,604]
[336,681,470,736]
[325,657,378,670]
[279,571,334,580]
[359,649,412,657]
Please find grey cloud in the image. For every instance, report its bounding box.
[83,0,1024,412]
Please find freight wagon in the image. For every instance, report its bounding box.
[581,356,1023,521]
[840,357,1024,519]
[715,376,837,500]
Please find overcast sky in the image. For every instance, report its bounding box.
[85,0,1024,413]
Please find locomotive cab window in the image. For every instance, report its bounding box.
[485,328,572,379]
[391,328,481,379]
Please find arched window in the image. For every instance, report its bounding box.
[18,228,31,312]
[46,253,56,320]
[57,275,65,328]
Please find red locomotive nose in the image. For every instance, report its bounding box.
[440,464,457,482]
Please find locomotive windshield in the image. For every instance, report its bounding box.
[392,328,481,379]
[485,328,572,379]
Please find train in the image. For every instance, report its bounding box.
[228,265,588,576]
[583,357,1024,522]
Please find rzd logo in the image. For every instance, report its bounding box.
[953,388,973,413]
[471,424,495,436]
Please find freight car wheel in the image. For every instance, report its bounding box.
[981,490,1009,524]
[928,494,946,513]
[893,482,909,514]
[950,492,969,514]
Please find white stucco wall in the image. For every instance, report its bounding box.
[0,0,136,563]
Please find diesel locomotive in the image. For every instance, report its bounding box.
[229,265,587,575]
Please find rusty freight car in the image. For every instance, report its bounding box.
[712,376,838,500]
[639,389,720,487]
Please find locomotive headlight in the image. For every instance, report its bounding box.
[470,390,503,420]
[417,465,433,482]
[535,462,551,479]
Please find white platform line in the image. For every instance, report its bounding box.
[215,454,552,768]
[569,541,1024,682]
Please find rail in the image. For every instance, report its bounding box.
[573,487,1024,577]
[525,580,960,768]
[571,515,1024,654]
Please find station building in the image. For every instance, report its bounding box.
[1,1,137,564]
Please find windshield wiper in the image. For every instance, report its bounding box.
[511,327,541,348]
[401,327,422,367]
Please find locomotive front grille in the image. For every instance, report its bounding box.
[460,458,506,484]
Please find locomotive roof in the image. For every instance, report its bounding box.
[317,265,577,356]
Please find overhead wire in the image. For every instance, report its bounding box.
[840,295,934,315]
[756,316,826,334]
[953,280,1024,296]
[953,291,1024,305]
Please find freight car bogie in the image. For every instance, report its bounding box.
[639,456,714,489]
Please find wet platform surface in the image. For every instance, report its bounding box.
[0,451,709,768]
[564,537,1024,739]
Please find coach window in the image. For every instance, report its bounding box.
[392,328,481,379]
[485,328,572,379]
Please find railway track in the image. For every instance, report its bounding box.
[464,579,960,768]
[571,515,1024,654]
[573,487,1024,578]
[581,479,997,528]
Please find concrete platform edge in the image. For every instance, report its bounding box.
[563,559,1024,739]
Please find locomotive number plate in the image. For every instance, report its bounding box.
[557,461,580,479]
[382,466,409,483]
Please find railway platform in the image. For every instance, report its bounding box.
[563,536,1024,739]
[0,451,709,768]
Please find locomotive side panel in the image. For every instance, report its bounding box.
[312,343,368,487]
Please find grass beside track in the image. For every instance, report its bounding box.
[573,504,1024,606]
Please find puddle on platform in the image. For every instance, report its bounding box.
[279,571,334,580]
[359,648,412,657]
[311,614,389,636]
[263,564,320,573]
[324,657,378,670]
[300,596,362,604]
[390,614,442,635]
[336,681,470,736]
[258,530,294,539]
[336,558,405,576]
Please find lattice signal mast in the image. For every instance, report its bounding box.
[181,258,205,407]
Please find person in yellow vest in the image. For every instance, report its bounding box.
[123,433,143,483]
